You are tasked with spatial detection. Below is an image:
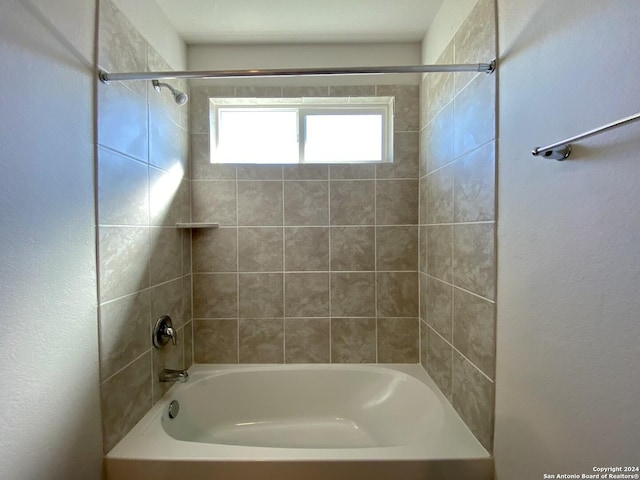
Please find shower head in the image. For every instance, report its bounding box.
[152,80,188,106]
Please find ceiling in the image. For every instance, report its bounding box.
[154,0,444,45]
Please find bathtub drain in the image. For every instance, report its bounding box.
[168,400,179,419]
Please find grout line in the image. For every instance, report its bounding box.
[328,173,332,364]
[374,160,378,364]
[235,166,240,364]
[282,173,286,363]
[101,348,152,385]
[427,323,494,385]
[424,273,496,304]
[193,316,418,321]
[192,270,420,276]
[99,274,190,307]
[207,224,422,229]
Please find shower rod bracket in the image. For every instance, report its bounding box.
[531,145,572,161]
[98,69,111,85]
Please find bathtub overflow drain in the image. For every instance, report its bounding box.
[168,400,179,419]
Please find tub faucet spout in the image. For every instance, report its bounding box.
[159,368,189,383]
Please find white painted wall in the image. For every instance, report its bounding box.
[421,0,477,64]
[187,43,422,85]
[112,0,187,70]
[495,1,640,478]
[0,1,103,479]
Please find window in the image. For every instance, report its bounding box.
[209,97,394,164]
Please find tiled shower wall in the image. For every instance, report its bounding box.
[189,84,421,364]
[96,0,192,452]
[418,0,497,451]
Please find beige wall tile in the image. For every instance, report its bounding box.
[454,0,496,93]
[183,321,193,369]
[182,275,192,323]
[330,272,376,317]
[453,223,495,300]
[192,227,238,273]
[238,227,283,272]
[192,181,236,225]
[377,272,418,317]
[330,180,375,225]
[427,40,454,120]
[182,229,192,275]
[194,319,238,363]
[426,225,453,283]
[427,165,453,224]
[376,226,418,271]
[376,132,419,179]
[419,176,428,225]
[419,76,429,133]
[426,102,454,173]
[97,82,148,162]
[193,273,237,318]
[283,86,329,97]
[238,181,283,226]
[329,85,376,96]
[98,148,149,226]
[419,125,428,177]
[285,227,329,271]
[452,351,494,451]
[427,277,453,342]
[191,134,237,180]
[377,85,419,132]
[239,318,284,363]
[101,353,151,452]
[453,73,496,159]
[238,273,283,318]
[330,227,375,271]
[284,273,330,317]
[284,181,329,226]
[237,165,283,181]
[376,180,418,225]
[454,141,496,223]
[149,227,182,286]
[285,318,330,363]
[419,273,428,321]
[331,318,376,363]
[98,226,149,303]
[149,169,188,226]
[419,226,427,274]
[329,164,375,180]
[420,320,428,370]
[427,328,452,400]
[189,86,234,134]
[98,0,147,97]
[149,105,185,172]
[235,86,283,97]
[378,317,419,363]
[99,291,150,381]
[283,165,328,180]
[150,278,184,329]
[453,288,496,379]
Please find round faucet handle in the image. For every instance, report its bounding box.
[153,316,177,348]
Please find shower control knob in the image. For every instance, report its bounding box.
[153,315,177,348]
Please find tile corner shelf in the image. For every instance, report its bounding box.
[175,223,220,229]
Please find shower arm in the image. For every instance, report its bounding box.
[98,61,496,83]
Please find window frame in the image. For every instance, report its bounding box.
[209,97,395,165]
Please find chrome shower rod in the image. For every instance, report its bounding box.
[99,61,495,83]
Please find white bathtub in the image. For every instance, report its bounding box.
[106,364,492,480]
